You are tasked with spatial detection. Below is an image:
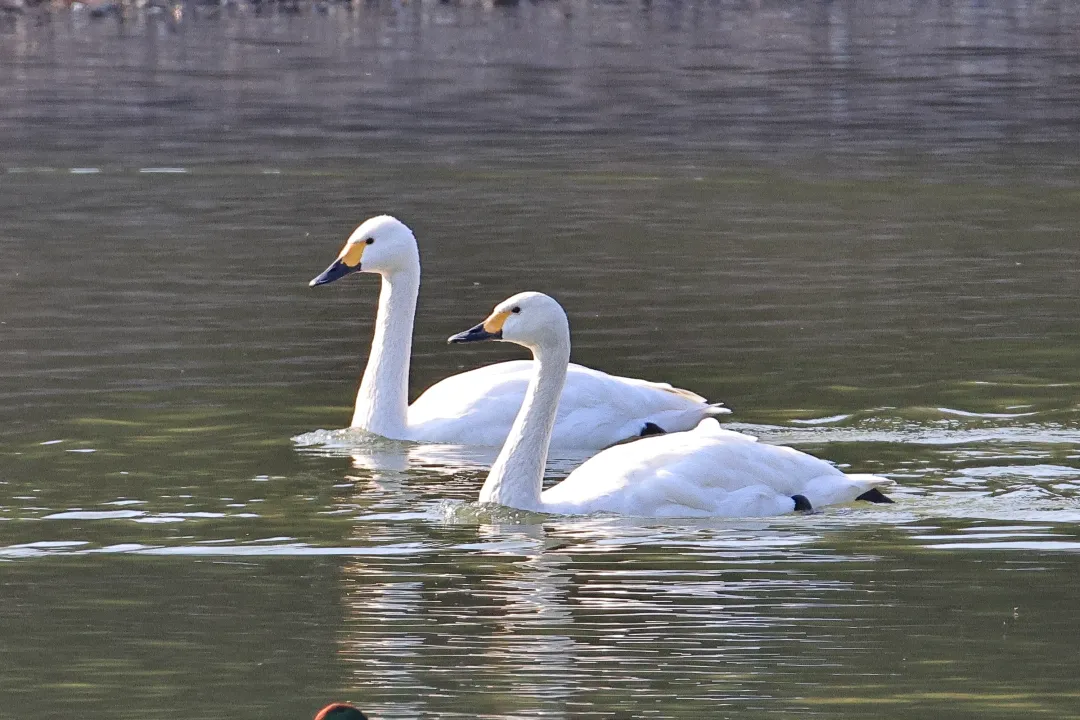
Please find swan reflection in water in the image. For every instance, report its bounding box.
[293,425,591,513]
[326,504,878,717]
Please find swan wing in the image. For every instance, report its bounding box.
[406,361,727,449]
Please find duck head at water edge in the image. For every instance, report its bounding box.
[314,703,369,720]
[309,215,420,287]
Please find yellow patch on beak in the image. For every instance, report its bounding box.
[482,310,511,333]
[338,241,366,268]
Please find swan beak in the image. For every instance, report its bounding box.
[310,241,365,287]
[309,258,360,287]
[448,323,502,344]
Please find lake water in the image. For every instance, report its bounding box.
[2,1,1080,718]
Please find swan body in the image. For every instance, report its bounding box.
[406,360,721,449]
[449,292,894,518]
[310,216,727,450]
[541,419,891,516]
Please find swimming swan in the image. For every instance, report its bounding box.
[309,215,729,450]
[449,292,895,517]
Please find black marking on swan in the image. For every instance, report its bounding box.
[640,422,666,437]
[791,494,813,512]
[856,488,894,504]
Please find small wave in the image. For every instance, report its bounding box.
[925,540,1080,551]
[435,499,550,525]
[137,543,434,556]
[293,427,588,474]
[292,426,379,448]
[38,509,261,523]
[953,464,1080,480]
[790,414,852,425]
[730,422,1080,448]
[0,540,441,559]
[902,490,1080,524]
[937,407,1039,419]
[43,510,145,520]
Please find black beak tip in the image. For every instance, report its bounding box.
[448,325,502,344]
[309,259,359,288]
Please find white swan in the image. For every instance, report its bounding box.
[448,292,895,517]
[309,215,729,450]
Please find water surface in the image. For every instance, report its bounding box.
[2,1,1080,718]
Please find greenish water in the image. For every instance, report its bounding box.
[3,1,1080,718]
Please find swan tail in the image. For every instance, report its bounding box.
[705,403,732,417]
[855,487,894,504]
[802,473,894,508]
[846,473,895,504]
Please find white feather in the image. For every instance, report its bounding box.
[408,360,726,449]
[542,418,892,516]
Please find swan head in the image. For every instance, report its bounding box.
[309,215,419,287]
[314,703,368,720]
[448,291,569,351]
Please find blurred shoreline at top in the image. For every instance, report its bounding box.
[2,0,1078,183]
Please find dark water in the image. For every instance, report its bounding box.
[2,1,1080,718]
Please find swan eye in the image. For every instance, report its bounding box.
[365,237,375,245]
[511,306,521,314]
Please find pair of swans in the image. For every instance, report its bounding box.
[309,215,729,449]
[310,216,893,517]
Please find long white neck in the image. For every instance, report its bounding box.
[351,266,419,438]
[478,333,570,511]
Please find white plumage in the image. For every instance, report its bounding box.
[450,292,895,518]
[309,215,727,450]
[406,360,722,449]
[542,419,892,516]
